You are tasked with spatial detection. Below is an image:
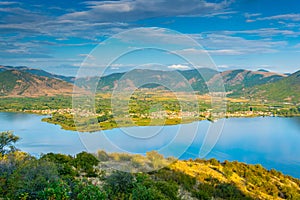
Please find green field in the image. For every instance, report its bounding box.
[0,91,299,132]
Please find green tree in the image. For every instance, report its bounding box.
[132,183,167,200]
[73,152,99,176]
[41,153,76,177]
[155,181,179,200]
[38,180,70,200]
[104,171,135,198]
[0,131,19,155]
[76,184,106,200]
[8,159,59,199]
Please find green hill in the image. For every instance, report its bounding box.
[208,69,285,93]
[242,70,300,102]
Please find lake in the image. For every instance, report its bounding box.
[0,112,299,178]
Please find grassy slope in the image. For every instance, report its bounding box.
[171,160,300,200]
[0,70,75,97]
[0,70,19,94]
[209,69,285,93]
[245,70,300,102]
[95,151,300,200]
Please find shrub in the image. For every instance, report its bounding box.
[8,159,59,199]
[104,171,135,197]
[73,152,99,176]
[38,180,70,200]
[96,150,109,161]
[132,183,168,200]
[76,184,106,200]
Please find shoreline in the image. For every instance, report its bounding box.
[1,110,299,132]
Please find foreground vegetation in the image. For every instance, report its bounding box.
[1,131,300,199]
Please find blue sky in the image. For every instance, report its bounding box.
[0,0,300,75]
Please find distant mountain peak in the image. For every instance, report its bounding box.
[257,69,269,72]
[0,65,74,83]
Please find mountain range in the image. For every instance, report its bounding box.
[0,65,299,102]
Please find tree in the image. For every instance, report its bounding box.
[0,131,19,155]
[76,184,106,200]
[132,183,167,200]
[8,159,59,199]
[73,152,99,176]
[38,180,70,200]
[104,171,135,198]
[40,153,76,177]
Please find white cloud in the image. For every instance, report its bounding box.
[168,64,190,70]
[219,28,298,37]
[110,66,120,70]
[217,65,229,69]
[78,54,95,59]
[87,1,133,12]
[256,13,300,22]
[246,19,255,23]
[62,0,233,22]
[198,33,287,54]
[293,43,300,48]
[173,48,242,55]
[244,13,261,23]
[73,62,99,67]
[173,48,206,54]
[170,31,288,56]
[0,1,20,6]
[198,11,237,18]
[244,13,261,18]
[114,27,198,46]
[0,1,19,5]
[109,63,136,69]
[209,49,242,55]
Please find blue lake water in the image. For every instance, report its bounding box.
[0,112,299,178]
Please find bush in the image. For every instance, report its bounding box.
[209,158,219,166]
[73,152,99,176]
[131,154,148,168]
[146,151,165,169]
[8,159,59,199]
[155,181,179,200]
[96,150,109,161]
[41,153,75,177]
[76,184,106,200]
[38,180,70,200]
[223,167,233,178]
[192,189,211,200]
[132,183,168,200]
[104,171,135,198]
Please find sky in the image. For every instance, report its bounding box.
[1,0,300,76]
